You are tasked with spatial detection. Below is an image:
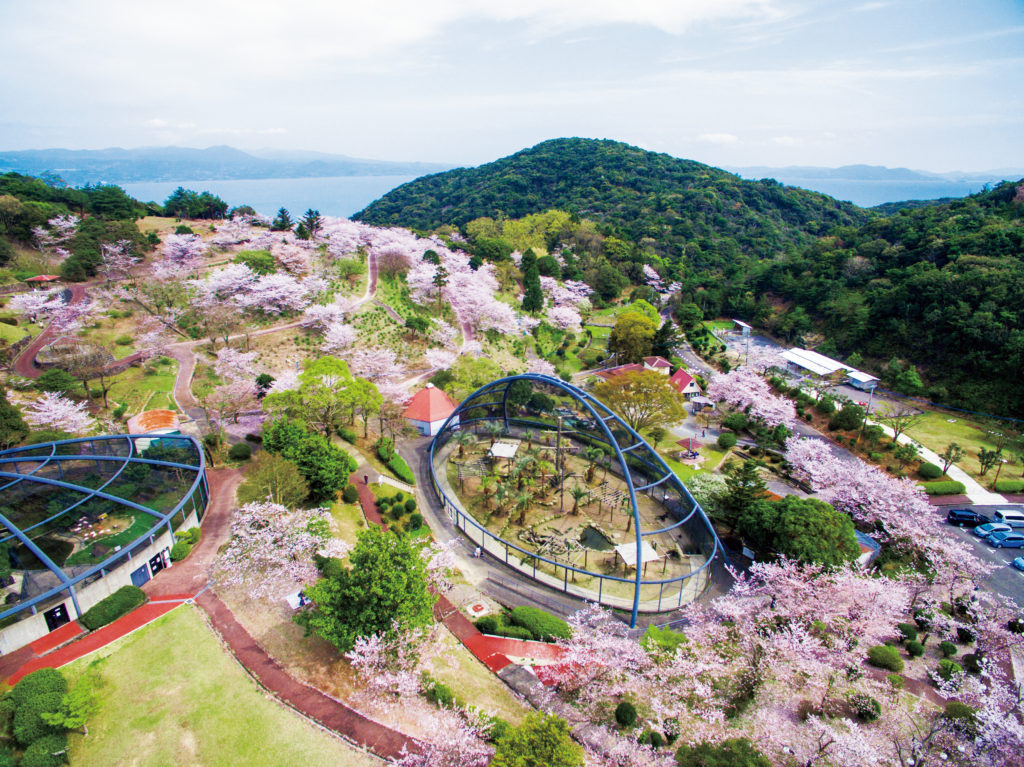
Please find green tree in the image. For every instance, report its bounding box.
[893,365,924,395]
[40,664,102,735]
[893,441,920,472]
[738,496,860,566]
[236,453,310,507]
[299,209,323,240]
[591,369,684,433]
[432,265,449,316]
[594,262,628,302]
[939,442,966,474]
[233,248,275,274]
[490,712,584,767]
[651,320,680,360]
[299,526,435,653]
[270,207,293,231]
[675,737,771,767]
[608,311,658,364]
[522,263,544,313]
[876,404,925,441]
[978,447,1003,476]
[0,388,29,449]
[261,417,354,502]
[721,460,768,533]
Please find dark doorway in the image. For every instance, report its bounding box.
[130,564,151,587]
[149,551,166,576]
[44,602,70,632]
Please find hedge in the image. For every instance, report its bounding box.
[169,542,191,562]
[11,669,66,708]
[867,645,904,672]
[717,432,737,449]
[509,606,571,642]
[920,480,967,496]
[387,454,415,485]
[80,585,146,630]
[993,479,1024,493]
[917,462,943,480]
[337,426,357,444]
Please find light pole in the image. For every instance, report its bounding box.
[859,382,878,443]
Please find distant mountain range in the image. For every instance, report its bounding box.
[0,146,452,186]
[725,163,1024,183]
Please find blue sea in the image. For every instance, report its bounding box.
[120,175,419,219]
[741,177,1001,208]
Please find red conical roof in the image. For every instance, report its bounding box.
[402,383,458,422]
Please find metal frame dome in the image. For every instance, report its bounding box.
[428,374,723,627]
[0,434,207,632]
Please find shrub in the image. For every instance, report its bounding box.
[918,462,943,480]
[717,432,737,449]
[179,528,201,545]
[228,442,252,461]
[939,641,958,657]
[867,645,904,672]
[896,623,918,643]
[937,659,963,682]
[474,616,499,634]
[850,693,881,722]
[814,397,836,415]
[169,541,191,562]
[174,224,194,234]
[722,413,748,432]
[11,669,67,708]
[337,426,357,443]
[868,452,884,461]
[614,701,637,727]
[906,640,925,658]
[498,625,534,641]
[993,479,1024,493]
[920,481,967,495]
[962,653,983,674]
[649,731,664,749]
[408,513,423,530]
[956,626,976,643]
[424,677,457,707]
[202,433,219,448]
[675,738,771,767]
[342,484,359,504]
[114,334,133,346]
[886,673,904,689]
[404,498,417,513]
[509,606,571,642]
[80,585,146,630]
[20,732,68,767]
[912,608,934,630]
[388,456,415,485]
[111,403,127,420]
[13,693,63,746]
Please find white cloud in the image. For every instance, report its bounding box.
[772,135,801,146]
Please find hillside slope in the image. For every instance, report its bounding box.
[355,138,867,258]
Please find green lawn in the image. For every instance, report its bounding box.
[904,409,1023,481]
[0,321,28,344]
[329,499,366,543]
[64,606,381,767]
[105,357,179,416]
[660,444,729,482]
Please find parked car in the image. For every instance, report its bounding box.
[974,522,1011,537]
[992,509,1024,528]
[947,509,988,526]
[1012,557,1024,572]
[985,531,1024,548]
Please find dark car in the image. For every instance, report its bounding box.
[947,509,987,527]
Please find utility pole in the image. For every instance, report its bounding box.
[859,383,878,443]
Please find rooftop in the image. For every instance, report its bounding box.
[403,383,458,423]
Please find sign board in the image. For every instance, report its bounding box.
[741,547,755,560]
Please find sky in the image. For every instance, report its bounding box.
[1,0,1022,171]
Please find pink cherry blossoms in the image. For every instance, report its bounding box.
[346,347,405,383]
[215,501,349,599]
[22,391,94,434]
[707,368,795,427]
[322,322,358,352]
[547,305,582,331]
[162,233,207,267]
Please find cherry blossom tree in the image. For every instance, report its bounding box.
[214,347,258,382]
[322,321,357,352]
[707,368,795,428]
[346,347,405,382]
[547,305,582,331]
[396,707,494,767]
[526,358,556,377]
[97,240,140,283]
[7,290,64,323]
[22,391,94,434]
[162,233,207,268]
[424,348,457,370]
[234,273,311,315]
[215,501,349,598]
[429,319,459,348]
[31,214,78,252]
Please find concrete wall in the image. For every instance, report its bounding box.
[0,527,175,656]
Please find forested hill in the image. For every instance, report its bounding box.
[354,138,867,258]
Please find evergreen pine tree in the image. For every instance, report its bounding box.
[270,207,293,231]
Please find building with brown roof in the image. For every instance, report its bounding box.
[403,383,459,436]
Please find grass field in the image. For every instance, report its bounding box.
[0,321,28,344]
[330,499,366,543]
[905,409,1023,481]
[63,606,382,767]
[105,357,179,416]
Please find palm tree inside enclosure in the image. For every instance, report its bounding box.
[428,374,723,627]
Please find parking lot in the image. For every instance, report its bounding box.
[941,504,1024,603]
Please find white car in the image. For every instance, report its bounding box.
[973,522,1011,538]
